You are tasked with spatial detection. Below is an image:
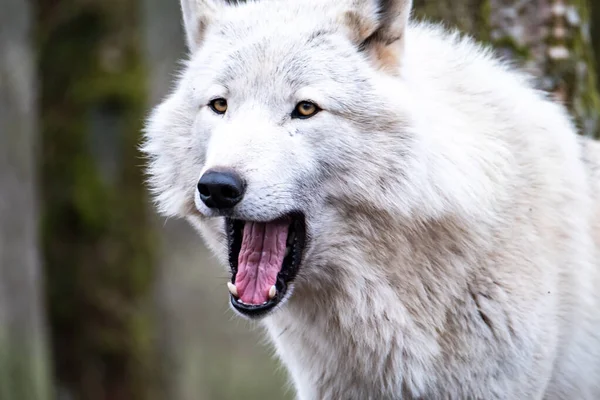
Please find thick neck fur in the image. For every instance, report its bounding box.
[264,205,493,399]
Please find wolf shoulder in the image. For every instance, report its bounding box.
[404,23,597,200]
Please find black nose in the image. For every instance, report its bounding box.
[197,169,245,209]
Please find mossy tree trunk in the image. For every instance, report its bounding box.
[414,0,600,138]
[36,0,157,399]
[592,0,600,83]
[0,1,52,399]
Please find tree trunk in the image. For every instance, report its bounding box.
[0,0,52,399]
[36,0,157,399]
[413,0,600,138]
[592,0,600,86]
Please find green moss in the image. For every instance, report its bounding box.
[490,35,531,60]
[478,0,492,41]
[413,0,487,36]
[37,0,157,399]
[568,0,600,137]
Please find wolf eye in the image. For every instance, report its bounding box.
[292,101,320,119]
[209,98,228,114]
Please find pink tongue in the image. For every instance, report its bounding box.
[235,220,289,305]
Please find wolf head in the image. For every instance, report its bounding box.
[143,0,496,318]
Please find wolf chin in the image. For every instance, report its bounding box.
[142,0,600,398]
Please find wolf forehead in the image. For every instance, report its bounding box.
[208,0,346,46]
[188,4,374,95]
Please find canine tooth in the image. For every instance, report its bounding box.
[268,285,277,299]
[227,282,238,297]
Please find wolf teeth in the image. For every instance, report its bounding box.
[268,285,277,299]
[227,282,238,297]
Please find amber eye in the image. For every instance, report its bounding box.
[292,101,320,119]
[209,98,228,114]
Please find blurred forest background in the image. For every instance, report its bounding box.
[1,0,600,399]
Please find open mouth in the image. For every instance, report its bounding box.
[226,212,306,318]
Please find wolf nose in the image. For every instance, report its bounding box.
[197,169,245,209]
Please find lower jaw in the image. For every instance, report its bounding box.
[229,271,292,318]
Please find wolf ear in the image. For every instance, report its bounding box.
[180,0,219,52]
[342,0,413,69]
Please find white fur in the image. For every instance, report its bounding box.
[142,0,600,398]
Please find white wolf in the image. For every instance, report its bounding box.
[142,0,600,398]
